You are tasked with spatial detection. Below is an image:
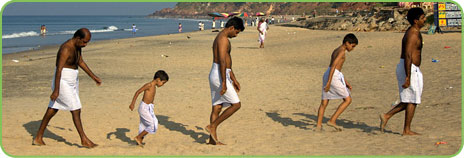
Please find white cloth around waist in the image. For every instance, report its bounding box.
[209,63,240,107]
[396,59,423,104]
[138,101,158,134]
[321,67,350,100]
[48,68,82,111]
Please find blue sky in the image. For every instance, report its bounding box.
[2,2,177,15]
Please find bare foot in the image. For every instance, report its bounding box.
[314,126,322,132]
[81,139,98,148]
[379,114,387,133]
[403,131,421,136]
[205,125,219,143]
[326,122,342,131]
[134,136,144,147]
[206,138,226,145]
[32,138,45,146]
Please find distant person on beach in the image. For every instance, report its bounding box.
[178,23,182,33]
[379,8,426,136]
[132,24,137,34]
[206,17,245,145]
[129,70,169,147]
[220,20,224,29]
[33,28,101,148]
[212,20,216,29]
[316,33,358,132]
[257,18,269,48]
[255,17,259,26]
[40,25,47,35]
[199,21,202,31]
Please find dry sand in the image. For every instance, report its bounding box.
[1,24,461,156]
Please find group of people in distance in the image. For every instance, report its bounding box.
[32,7,426,149]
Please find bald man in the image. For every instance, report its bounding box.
[33,28,101,148]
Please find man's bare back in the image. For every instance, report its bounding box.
[401,27,423,67]
[212,31,232,68]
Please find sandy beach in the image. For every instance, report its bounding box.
[1,24,461,156]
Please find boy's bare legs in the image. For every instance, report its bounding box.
[71,109,97,148]
[380,103,407,133]
[316,99,329,130]
[259,42,264,48]
[207,105,224,145]
[134,131,148,147]
[206,102,241,144]
[328,96,352,124]
[403,103,420,135]
[33,107,58,145]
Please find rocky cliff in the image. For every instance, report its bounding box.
[149,2,384,18]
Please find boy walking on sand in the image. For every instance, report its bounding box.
[316,33,358,131]
[129,70,169,146]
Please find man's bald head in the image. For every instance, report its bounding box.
[73,28,91,39]
[73,28,91,48]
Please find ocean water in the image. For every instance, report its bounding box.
[2,15,215,54]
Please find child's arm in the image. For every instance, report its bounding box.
[344,78,352,91]
[129,83,151,111]
[325,50,345,92]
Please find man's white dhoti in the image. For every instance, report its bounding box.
[48,68,82,111]
[396,59,423,104]
[209,63,240,107]
[138,101,158,134]
[321,67,350,100]
[258,22,267,43]
[259,32,266,43]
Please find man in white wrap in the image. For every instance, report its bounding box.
[257,18,268,48]
[33,28,101,148]
[129,70,169,147]
[316,33,358,132]
[206,17,245,145]
[380,8,426,136]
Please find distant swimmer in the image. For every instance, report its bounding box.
[132,24,137,34]
[40,25,47,35]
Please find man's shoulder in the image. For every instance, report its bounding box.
[216,34,229,42]
[58,42,74,53]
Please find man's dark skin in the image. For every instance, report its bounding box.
[206,24,242,145]
[33,28,101,148]
[380,13,426,136]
